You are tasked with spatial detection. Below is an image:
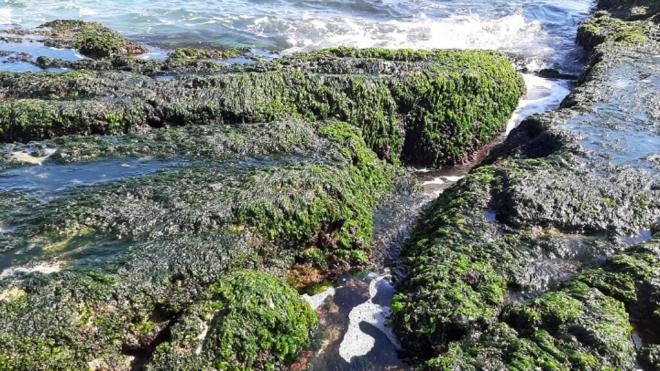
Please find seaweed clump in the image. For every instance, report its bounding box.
[390,2,660,368]
[148,270,318,370]
[0,120,395,369]
[40,20,146,59]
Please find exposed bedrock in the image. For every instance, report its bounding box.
[0,22,528,367]
[0,39,524,167]
[0,120,398,369]
[391,4,660,369]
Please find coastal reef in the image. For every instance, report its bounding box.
[390,2,660,369]
[0,24,524,167]
[0,119,396,369]
[0,21,524,369]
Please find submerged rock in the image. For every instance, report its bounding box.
[39,20,147,60]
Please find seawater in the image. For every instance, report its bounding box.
[1,0,591,73]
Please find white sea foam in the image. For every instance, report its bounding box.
[9,148,56,165]
[273,12,549,70]
[506,74,572,134]
[0,8,13,25]
[338,276,400,363]
[194,322,209,355]
[301,286,336,310]
[421,175,464,187]
[0,261,63,279]
[422,177,445,187]
[0,1,589,74]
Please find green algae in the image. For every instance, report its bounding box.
[0,119,398,368]
[390,1,660,366]
[577,11,648,51]
[40,19,146,59]
[167,47,245,61]
[419,261,644,370]
[0,47,523,167]
[597,0,660,19]
[0,120,323,167]
[390,153,657,365]
[148,270,317,370]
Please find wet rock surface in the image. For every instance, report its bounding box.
[0,4,657,368]
[0,20,527,368]
[0,31,524,167]
[0,119,400,369]
[391,3,660,369]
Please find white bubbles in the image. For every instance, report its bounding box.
[0,261,63,279]
[506,74,572,134]
[338,276,400,363]
[279,12,545,56]
[0,0,589,72]
[231,9,559,71]
[0,8,15,25]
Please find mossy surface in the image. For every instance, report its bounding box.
[597,0,660,19]
[577,11,648,51]
[424,280,635,370]
[422,237,659,370]
[148,270,317,370]
[0,47,523,167]
[0,120,395,369]
[167,47,245,61]
[391,1,660,366]
[0,120,322,167]
[40,19,146,59]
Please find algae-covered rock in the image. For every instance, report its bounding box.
[39,19,146,59]
[391,2,660,367]
[167,47,245,61]
[577,11,649,51]
[425,282,636,370]
[640,344,660,370]
[0,47,523,167]
[0,39,525,366]
[424,236,660,371]
[574,239,660,332]
[148,270,317,370]
[0,120,395,369]
[389,157,656,360]
[597,0,660,20]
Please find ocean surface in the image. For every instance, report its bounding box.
[1,0,592,73]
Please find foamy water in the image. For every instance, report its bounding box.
[506,74,572,134]
[0,260,62,279]
[0,0,591,73]
[338,275,400,363]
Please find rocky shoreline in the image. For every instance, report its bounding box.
[0,18,525,370]
[390,0,659,369]
[0,0,657,369]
